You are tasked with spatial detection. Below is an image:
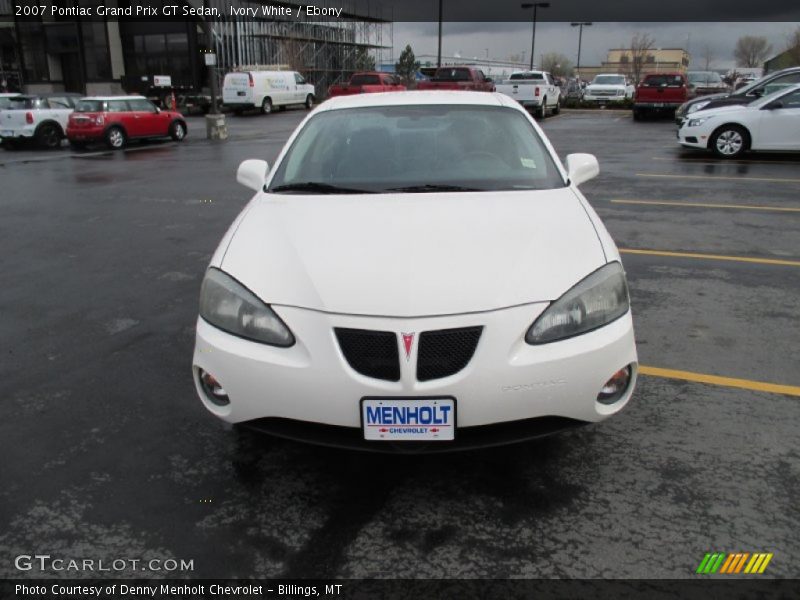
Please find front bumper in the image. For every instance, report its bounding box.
[584,94,626,103]
[193,302,638,450]
[677,128,707,149]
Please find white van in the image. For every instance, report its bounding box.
[222,71,316,115]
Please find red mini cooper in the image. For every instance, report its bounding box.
[66,96,187,150]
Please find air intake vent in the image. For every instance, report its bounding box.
[335,328,400,381]
[417,326,483,381]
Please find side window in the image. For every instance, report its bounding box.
[129,99,157,112]
[294,73,306,85]
[47,97,71,109]
[777,90,800,108]
[760,73,800,96]
[108,101,129,112]
[476,70,485,81]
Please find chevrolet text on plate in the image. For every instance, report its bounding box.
[192,91,638,452]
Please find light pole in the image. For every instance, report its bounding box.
[437,0,443,68]
[570,22,592,79]
[521,2,550,70]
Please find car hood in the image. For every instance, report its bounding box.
[586,85,625,91]
[688,104,749,120]
[219,189,607,317]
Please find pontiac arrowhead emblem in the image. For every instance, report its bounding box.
[401,332,415,361]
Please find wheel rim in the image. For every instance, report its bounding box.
[109,130,123,147]
[174,124,185,139]
[306,96,313,108]
[716,130,743,155]
[42,127,58,147]
[263,100,271,113]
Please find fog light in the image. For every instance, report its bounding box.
[198,369,230,406]
[597,365,632,405]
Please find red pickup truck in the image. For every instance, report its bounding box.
[328,72,406,97]
[416,67,496,92]
[633,73,693,120]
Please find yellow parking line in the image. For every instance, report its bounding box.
[619,248,800,267]
[636,172,800,184]
[639,366,800,397]
[610,199,800,213]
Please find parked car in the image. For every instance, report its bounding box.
[677,84,800,158]
[633,73,691,120]
[675,66,800,124]
[0,93,20,145]
[416,67,496,92]
[583,74,635,104]
[564,78,584,100]
[328,72,406,97]
[495,70,561,118]
[192,91,637,452]
[0,93,82,149]
[66,96,187,150]
[222,70,316,115]
[687,71,729,96]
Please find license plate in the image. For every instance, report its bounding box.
[361,397,456,441]
[652,103,666,107]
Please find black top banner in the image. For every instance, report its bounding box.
[4,0,800,22]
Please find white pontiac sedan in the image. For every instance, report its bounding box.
[678,84,800,158]
[193,91,638,452]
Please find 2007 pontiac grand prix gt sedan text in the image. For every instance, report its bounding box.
[192,91,638,452]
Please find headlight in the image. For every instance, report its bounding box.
[199,268,294,347]
[687,101,710,114]
[525,262,630,344]
[687,116,711,127]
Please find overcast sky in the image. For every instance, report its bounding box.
[391,22,800,71]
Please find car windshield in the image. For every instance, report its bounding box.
[432,68,472,82]
[350,74,381,86]
[509,72,544,81]
[592,76,625,85]
[75,100,105,112]
[642,75,684,87]
[689,72,722,84]
[268,105,566,194]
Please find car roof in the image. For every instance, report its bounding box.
[80,95,147,101]
[317,90,509,112]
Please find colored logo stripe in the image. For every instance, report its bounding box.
[697,552,773,574]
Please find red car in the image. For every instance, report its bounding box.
[66,95,187,150]
[416,67,496,92]
[633,73,693,120]
[328,72,406,97]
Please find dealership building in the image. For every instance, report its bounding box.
[0,0,391,96]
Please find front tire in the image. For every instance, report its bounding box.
[537,99,547,119]
[169,121,187,142]
[261,97,273,115]
[305,94,314,110]
[710,125,748,159]
[36,123,62,149]
[105,126,126,150]
[552,98,560,115]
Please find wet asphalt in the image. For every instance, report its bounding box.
[1,106,798,579]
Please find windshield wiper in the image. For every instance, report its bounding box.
[386,184,484,193]
[269,182,374,194]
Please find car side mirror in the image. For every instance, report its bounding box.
[485,77,493,83]
[237,159,269,191]
[565,153,599,186]
[751,88,763,98]
[765,101,783,110]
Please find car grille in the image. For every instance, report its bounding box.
[416,326,483,382]
[335,328,400,381]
